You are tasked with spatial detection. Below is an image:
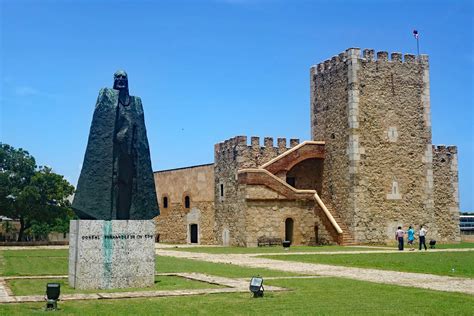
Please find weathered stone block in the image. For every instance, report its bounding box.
[69,220,155,290]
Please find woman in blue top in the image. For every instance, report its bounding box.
[407,226,415,251]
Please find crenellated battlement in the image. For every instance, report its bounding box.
[215,136,301,168]
[214,135,247,152]
[432,145,458,155]
[215,136,300,153]
[310,47,429,76]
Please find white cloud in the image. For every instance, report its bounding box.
[15,86,41,96]
[13,85,59,99]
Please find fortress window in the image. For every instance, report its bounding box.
[220,184,224,197]
[388,127,398,142]
[387,179,402,200]
[162,196,168,209]
[185,195,191,209]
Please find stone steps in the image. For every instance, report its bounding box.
[319,205,356,246]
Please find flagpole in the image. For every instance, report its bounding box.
[417,37,420,56]
[413,29,420,56]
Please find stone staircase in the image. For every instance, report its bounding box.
[329,211,356,245]
[313,200,356,246]
[239,141,357,246]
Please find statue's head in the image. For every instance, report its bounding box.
[113,70,128,91]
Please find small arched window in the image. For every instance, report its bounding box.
[184,196,190,209]
[162,196,168,209]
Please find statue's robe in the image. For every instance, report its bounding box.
[72,88,159,220]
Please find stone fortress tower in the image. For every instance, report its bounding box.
[311,48,460,243]
[155,48,461,246]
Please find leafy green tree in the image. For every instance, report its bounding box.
[0,143,75,241]
[29,221,51,241]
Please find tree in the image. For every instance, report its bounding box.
[0,143,75,241]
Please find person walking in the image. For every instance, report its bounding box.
[395,226,405,251]
[407,226,415,251]
[419,225,428,250]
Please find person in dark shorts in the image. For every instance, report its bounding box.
[419,225,428,250]
[395,226,405,251]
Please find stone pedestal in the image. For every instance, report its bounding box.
[68,220,156,290]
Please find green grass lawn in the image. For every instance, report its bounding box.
[1,248,474,315]
[157,255,299,277]
[1,277,473,315]
[435,241,474,249]
[7,275,222,296]
[263,251,474,278]
[0,249,299,278]
[171,245,390,254]
[0,249,68,276]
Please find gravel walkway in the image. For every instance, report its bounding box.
[157,249,474,295]
[245,248,474,256]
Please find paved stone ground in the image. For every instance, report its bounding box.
[0,272,285,303]
[156,248,474,295]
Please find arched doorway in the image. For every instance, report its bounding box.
[190,224,198,244]
[285,218,294,242]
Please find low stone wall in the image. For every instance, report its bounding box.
[244,200,330,247]
[461,233,474,242]
[155,201,215,244]
[0,241,69,246]
[69,220,155,290]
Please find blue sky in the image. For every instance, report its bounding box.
[1,0,473,210]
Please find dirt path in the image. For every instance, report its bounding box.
[157,249,474,295]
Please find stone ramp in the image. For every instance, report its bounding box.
[157,249,474,295]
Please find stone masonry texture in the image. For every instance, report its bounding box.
[153,47,460,246]
[69,220,155,289]
[213,137,335,247]
[154,164,215,244]
[311,48,460,243]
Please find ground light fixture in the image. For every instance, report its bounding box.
[45,283,60,311]
[249,276,264,298]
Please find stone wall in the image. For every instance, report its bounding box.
[153,47,460,247]
[154,164,215,244]
[286,158,324,193]
[214,136,300,246]
[354,50,434,242]
[214,136,248,246]
[244,199,334,247]
[310,50,352,232]
[432,145,461,241]
[311,48,459,243]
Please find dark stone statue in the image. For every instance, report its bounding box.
[72,70,159,220]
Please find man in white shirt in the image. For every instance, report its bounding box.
[395,226,405,251]
[419,225,428,250]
